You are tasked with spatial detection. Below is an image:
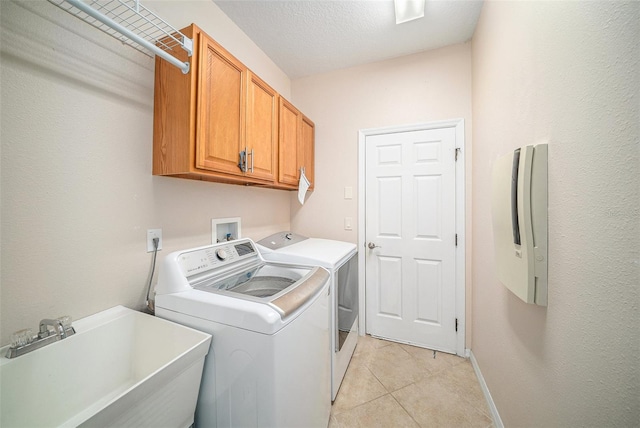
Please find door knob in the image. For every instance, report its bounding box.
[367,242,381,249]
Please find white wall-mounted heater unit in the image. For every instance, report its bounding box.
[491,143,548,306]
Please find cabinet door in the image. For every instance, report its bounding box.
[278,98,301,186]
[246,72,277,182]
[300,115,315,190]
[196,34,245,176]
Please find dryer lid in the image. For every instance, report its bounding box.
[256,231,308,250]
[257,237,357,269]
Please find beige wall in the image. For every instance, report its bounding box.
[290,43,473,344]
[0,0,292,345]
[146,0,291,97]
[472,1,639,426]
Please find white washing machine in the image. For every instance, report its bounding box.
[154,238,331,428]
[256,232,358,401]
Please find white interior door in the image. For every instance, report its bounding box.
[365,127,457,353]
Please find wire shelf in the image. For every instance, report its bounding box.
[48,0,192,73]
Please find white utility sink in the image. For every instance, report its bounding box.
[0,305,211,428]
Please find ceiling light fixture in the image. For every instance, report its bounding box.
[394,0,425,24]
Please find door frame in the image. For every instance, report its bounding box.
[357,119,466,357]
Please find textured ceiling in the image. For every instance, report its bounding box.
[213,0,484,79]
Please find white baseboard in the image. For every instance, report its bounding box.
[469,350,504,428]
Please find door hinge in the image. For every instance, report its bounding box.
[455,318,458,332]
[455,147,461,161]
[455,233,458,247]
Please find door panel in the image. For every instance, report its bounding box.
[378,144,402,165]
[378,256,402,317]
[415,259,441,323]
[415,176,442,239]
[278,99,300,186]
[246,72,277,181]
[196,35,245,175]
[300,115,315,190]
[378,177,402,236]
[365,127,457,352]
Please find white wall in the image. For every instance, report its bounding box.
[0,0,292,345]
[291,43,473,342]
[472,1,639,426]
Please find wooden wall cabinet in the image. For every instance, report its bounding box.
[153,24,277,185]
[154,24,312,190]
[278,98,315,190]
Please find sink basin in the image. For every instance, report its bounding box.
[1,305,211,428]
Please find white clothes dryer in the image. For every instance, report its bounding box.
[155,239,331,428]
[256,232,358,401]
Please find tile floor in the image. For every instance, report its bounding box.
[329,335,493,428]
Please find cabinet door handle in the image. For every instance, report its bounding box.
[249,148,254,173]
[238,150,247,172]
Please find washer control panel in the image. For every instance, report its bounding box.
[215,248,228,261]
[178,239,257,277]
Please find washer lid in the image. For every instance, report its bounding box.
[194,263,306,298]
[193,263,330,319]
[257,238,357,269]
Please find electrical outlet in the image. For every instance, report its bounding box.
[147,229,162,252]
[344,186,353,200]
[344,217,353,230]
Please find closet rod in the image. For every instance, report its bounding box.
[63,0,191,74]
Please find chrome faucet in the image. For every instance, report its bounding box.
[5,316,75,359]
[38,318,67,339]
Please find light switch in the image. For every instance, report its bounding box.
[344,186,353,199]
[344,217,353,230]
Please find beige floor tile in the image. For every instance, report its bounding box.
[363,344,431,392]
[392,374,492,428]
[333,394,420,428]
[400,344,465,374]
[328,414,339,428]
[331,336,493,428]
[348,336,397,371]
[332,363,387,414]
[353,335,393,357]
[433,361,492,418]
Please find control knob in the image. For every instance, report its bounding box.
[215,248,228,261]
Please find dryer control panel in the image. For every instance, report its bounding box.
[257,232,308,250]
